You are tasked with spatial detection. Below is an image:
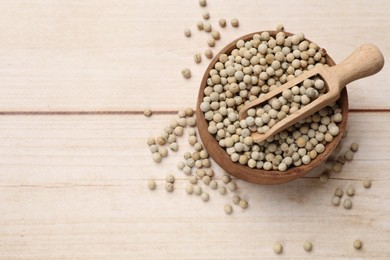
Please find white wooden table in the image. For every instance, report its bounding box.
[0,0,389,259]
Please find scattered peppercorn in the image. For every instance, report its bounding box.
[165,182,174,192]
[230,18,239,27]
[218,186,227,195]
[181,68,191,79]
[350,143,359,152]
[207,38,216,47]
[346,186,355,196]
[232,194,240,205]
[147,180,156,190]
[203,22,212,32]
[334,187,344,197]
[332,162,343,173]
[344,150,354,161]
[363,179,371,188]
[320,173,329,183]
[273,242,283,254]
[224,204,233,214]
[303,241,312,252]
[331,196,340,206]
[343,199,352,209]
[353,239,362,249]
[194,185,202,196]
[196,21,204,30]
[194,53,202,63]
[185,184,194,194]
[143,109,152,117]
[218,18,226,28]
[202,11,210,20]
[205,49,213,59]
[198,0,206,7]
[239,199,248,209]
[276,23,285,31]
[201,192,210,202]
[184,28,191,37]
[166,174,175,183]
[211,30,220,40]
[227,181,237,191]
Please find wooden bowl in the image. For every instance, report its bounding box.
[196,31,349,185]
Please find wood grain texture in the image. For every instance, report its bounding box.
[0,1,389,259]
[0,0,388,111]
[0,113,389,259]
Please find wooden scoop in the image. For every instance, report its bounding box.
[239,44,384,143]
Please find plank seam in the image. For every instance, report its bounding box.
[0,109,388,116]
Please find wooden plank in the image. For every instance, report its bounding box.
[0,0,388,111]
[0,112,389,258]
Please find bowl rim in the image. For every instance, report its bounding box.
[196,30,349,185]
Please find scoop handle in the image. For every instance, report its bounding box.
[331,44,384,88]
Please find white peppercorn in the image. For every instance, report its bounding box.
[202,11,210,20]
[181,68,191,79]
[353,239,362,249]
[209,180,218,189]
[169,142,178,151]
[211,30,220,40]
[224,204,233,214]
[350,143,359,152]
[146,137,155,146]
[165,182,174,192]
[363,179,371,188]
[227,181,237,191]
[219,18,226,28]
[194,143,203,151]
[203,22,212,32]
[202,175,211,185]
[334,187,343,197]
[276,23,285,32]
[152,152,162,163]
[239,199,248,209]
[218,186,227,195]
[207,38,216,47]
[174,126,184,136]
[331,196,340,206]
[201,192,209,202]
[205,49,213,59]
[189,176,197,184]
[202,158,211,168]
[184,28,191,37]
[183,166,191,175]
[332,162,343,173]
[346,186,355,196]
[194,185,202,195]
[159,147,168,157]
[303,241,313,252]
[149,145,158,153]
[273,242,283,254]
[319,173,329,183]
[185,184,194,194]
[196,21,204,30]
[344,150,354,161]
[230,18,239,27]
[343,198,352,209]
[194,53,202,64]
[199,0,206,7]
[232,194,240,205]
[166,174,175,183]
[147,180,156,190]
[143,109,152,117]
